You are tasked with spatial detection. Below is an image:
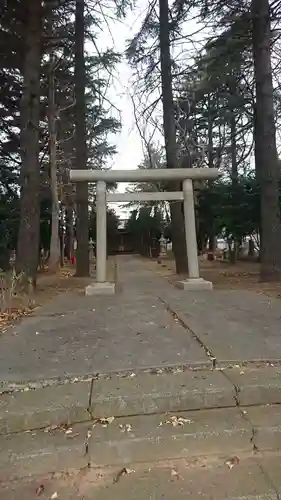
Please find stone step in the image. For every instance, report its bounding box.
[1,366,281,434]
[89,369,236,418]
[2,455,281,499]
[1,422,89,482]
[2,405,281,481]
[0,379,91,435]
[87,407,252,467]
[76,455,281,500]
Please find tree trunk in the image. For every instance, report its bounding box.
[0,245,10,272]
[230,112,238,182]
[207,95,214,169]
[59,210,65,267]
[207,97,216,252]
[208,236,217,253]
[65,204,74,260]
[248,238,255,258]
[48,48,60,273]
[16,0,42,282]
[158,0,188,274]
[74,0,89,276]
[229,76,238,183]
[57,103,74,262]
[252,0,281,281]
[229,84,238,263]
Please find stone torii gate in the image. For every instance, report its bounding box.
[70,167,219,294]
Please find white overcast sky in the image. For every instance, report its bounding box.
[95,3,150,216]
[98,5,147,176]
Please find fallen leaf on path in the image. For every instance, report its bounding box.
[60,271,72,277]
[172,367,184,373]
[36,484,45,496]
[165,416,193,427]
[119,423,132,432]
[171,469,180,479]
[226,456,240,470]
[95,416,115,427]
[44,423,69,433]
[0,308,33,331]
[113,467,135,483]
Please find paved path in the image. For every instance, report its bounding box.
[0,255,281,385]
[2,255,281,498]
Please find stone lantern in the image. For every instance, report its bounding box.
[159,234,167,257]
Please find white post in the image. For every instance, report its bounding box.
[183,178,200,279]
[96,180,107,282]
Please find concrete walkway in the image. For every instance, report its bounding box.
[2,255,281,498]
[0,255,280,385]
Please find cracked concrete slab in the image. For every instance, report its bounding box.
[246,405,281,452]
[0,423,89,481]
[257,455,281,495]
[0,381,91,434]
[90,370,236,418]
[88,408,252,467]
[164,290,281,365]
[224,367,281,407]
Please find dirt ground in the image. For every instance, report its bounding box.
[0,259,116,333]
[151,256,281,300]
